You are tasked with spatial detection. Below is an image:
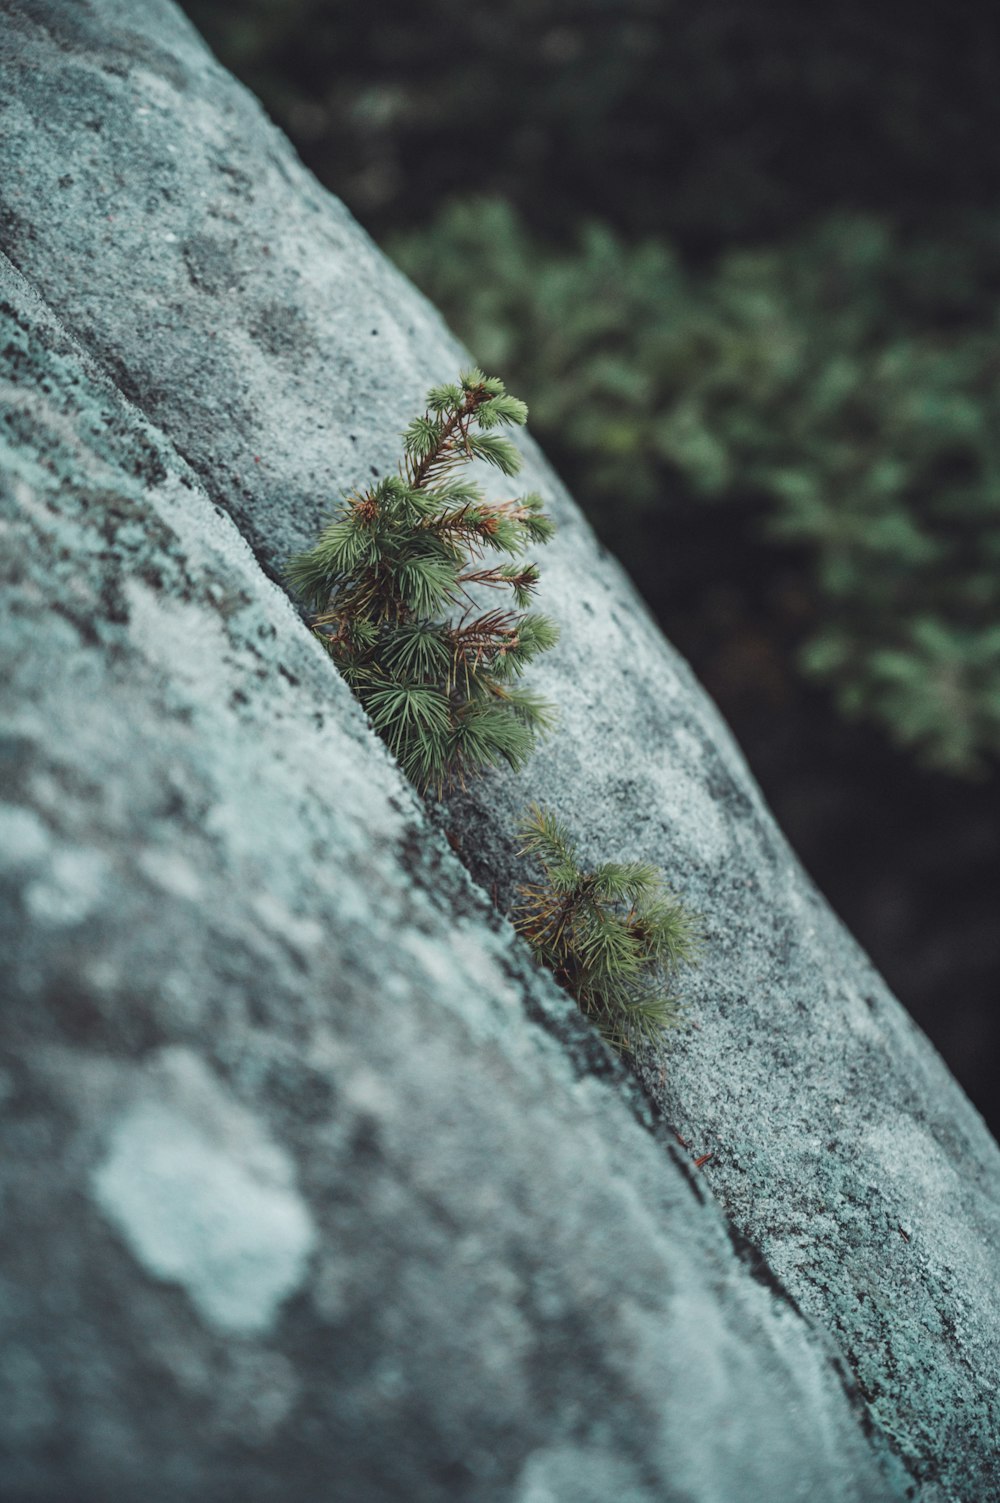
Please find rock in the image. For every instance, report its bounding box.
[0,256,897,1503]
[0,3,997,1501]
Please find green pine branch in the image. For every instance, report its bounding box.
[288,373,701,1055]
[513,804,700,1053]
[287,370,558,794]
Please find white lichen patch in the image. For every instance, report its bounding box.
[24,847,111,926]
[136,846,206,903]
[0,803,51,868]
[91,1047,316,1336]
[124,577,233,705]
[515,1445,655,1503]
[249,890,326,956]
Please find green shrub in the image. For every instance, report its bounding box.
[289,375,700,1053]
[514,805,700,1054]
[392,200,1000,774]
[287,370,558,793]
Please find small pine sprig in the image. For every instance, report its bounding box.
[513,804,700,1053]
[287,370,558,793]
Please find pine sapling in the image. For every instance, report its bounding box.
[287,370,558,793]
[513,804,700,1053]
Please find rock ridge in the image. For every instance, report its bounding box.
[1,3,998,1499]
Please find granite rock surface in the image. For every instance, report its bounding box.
[1,2,998,1500]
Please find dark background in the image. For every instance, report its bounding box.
[181,0,1000,1140]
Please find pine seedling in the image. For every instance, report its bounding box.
[513,804,700,1053]
[287,370,558,794]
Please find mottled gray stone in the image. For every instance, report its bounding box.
[0,250,900,1503]
[0,2,998,1501]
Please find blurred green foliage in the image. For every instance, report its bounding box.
[392,201,1000,773]
[174,0,1000,1130]
[182,0,1000,774]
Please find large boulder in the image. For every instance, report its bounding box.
[0,235,900,1503]
[0,3,997,1499]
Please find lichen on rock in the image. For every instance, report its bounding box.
[1,3,998,1501]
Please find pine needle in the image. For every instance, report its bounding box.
[286,371,558,794]
[513,805,700,1055]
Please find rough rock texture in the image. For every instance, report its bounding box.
[1,256,899,1503]
[0,3,998,1501]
